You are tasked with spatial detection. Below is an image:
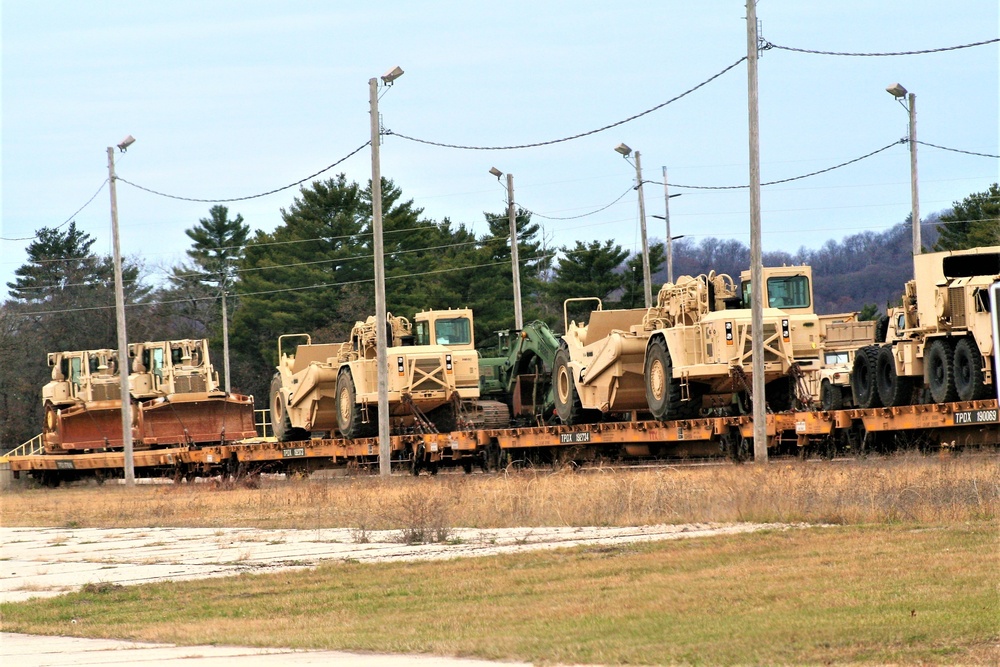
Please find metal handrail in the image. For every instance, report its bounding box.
[3,433,44,460]
[254,409,273,439]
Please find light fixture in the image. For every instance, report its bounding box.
[117,135,136,152]
[886,83,907,99]
[614,143,632,157]
[489,167,503,179]
[382,65,404,84]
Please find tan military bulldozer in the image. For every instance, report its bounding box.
[42,349,126,452]
[270,308,507,441]
[128,339,256,446]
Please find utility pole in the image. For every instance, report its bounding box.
[635,151,652,308]
[908,92,920,256]
[221,289,231,392]
[746,0,768,463]
[370,76,391,477]
[662,166,673,284]
[107,144,135,485]
[506,173,524,330]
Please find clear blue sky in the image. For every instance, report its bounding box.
[2,2,998,293]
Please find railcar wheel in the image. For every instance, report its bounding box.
[953,337,989,402]
[644,338,681,421]
[820,379,844,411]
[926,339,958,404]
[337,369,375,439]
[851,346,882,409]
[553,348,598,425]
[876,345,913,407]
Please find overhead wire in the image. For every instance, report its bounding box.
[913,140,1000,159]
[1,179,109,242]
[763,37,999,57]
[116,142,371,203]
[386,56,748,151]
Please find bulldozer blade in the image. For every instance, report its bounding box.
[138,393,256,446]
[48,401,128,451]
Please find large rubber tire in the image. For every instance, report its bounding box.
[644,338,681,420]
[337,369,375,439]
[874,315,890,344]
[876,345,913,407]
[553,347,598,425]
[270,373,307,442]
[851,346,882,409]
[953,337,989,402]
[925,339,958,404]
[820,379,844,411]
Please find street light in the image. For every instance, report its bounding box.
[107,135,135,485]
[886,82,920,256]
[489,167,524,330]
[370,65,403,477]
[614,143,652,308]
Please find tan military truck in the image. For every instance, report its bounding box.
[128,338,256,446]
[852,246,1000,407]
[270,308,499,441]
[42,348,125,452]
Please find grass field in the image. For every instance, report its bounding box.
[3,452,998,665]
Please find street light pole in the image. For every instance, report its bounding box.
[886,84,920,258]
[506,174,524,330]
[746,0,768,463]
[908,92,920,256]
[370,66,403,477]
[221,288,231,392]
[614,144,652,308]
[107,138,135,485]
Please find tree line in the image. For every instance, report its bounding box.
[2,179,996,446]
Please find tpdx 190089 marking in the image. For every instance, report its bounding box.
[953,409,998,425]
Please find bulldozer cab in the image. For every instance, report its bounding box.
[129,339,218,397]
[739,266,815,312]
[44,349,120,405]
[413,308,475,350]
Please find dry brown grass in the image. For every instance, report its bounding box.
[5,451,997,530]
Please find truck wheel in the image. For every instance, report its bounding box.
[876,345,913,407]
[820,379,843,411]
[644,338,680,420]
[270,374,307,442]
[851,346,882,409]
[337,369,375,438]
[953,337,988,401]
[553,348,596,425]
[874,315,890,344]
[926,339,958,404]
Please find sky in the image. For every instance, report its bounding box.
[2,1,998,295]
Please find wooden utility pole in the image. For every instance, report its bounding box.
[370,76,391,476]
[221,289,231,392]
[662,166,673,284]
[634,151,652,308]
[746,0,768,462]
[107,145,135,485]
[506,173,524,330]
[908,92,920,256]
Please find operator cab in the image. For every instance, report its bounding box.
[413,308,475,351]
[739,266,815,312]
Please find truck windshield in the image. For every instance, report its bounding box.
[766,275,810,309]
[433,317,472,345]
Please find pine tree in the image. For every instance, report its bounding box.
[934,184,1000,251]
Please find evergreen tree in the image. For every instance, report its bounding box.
[934,183,1000,251]
[617,242,666,309]
[547,240,630,316]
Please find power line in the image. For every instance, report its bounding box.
[914,140,1000,159]
[665,140,905,190]
[522,186,635,220]
[0,179,109,242]
[387,57,747,151]
[116,142,371,203]
[764,37,999,57]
